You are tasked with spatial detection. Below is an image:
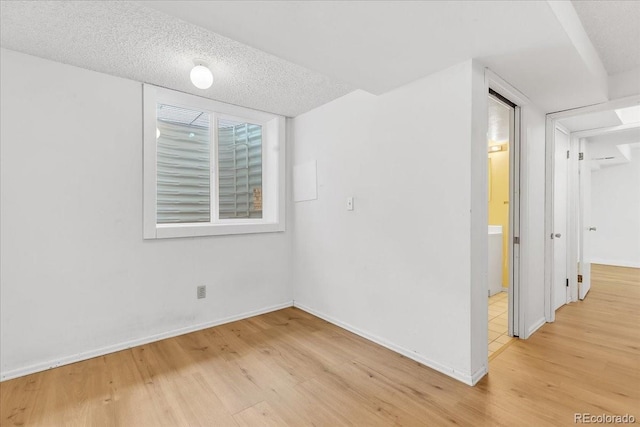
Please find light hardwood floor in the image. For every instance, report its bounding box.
[1,264,638,426]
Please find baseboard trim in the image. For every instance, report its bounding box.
[471,365,489,384]
[591,259,640,269]
[293,302,480,386]
[0,301,294,382]
[526,316,547,339]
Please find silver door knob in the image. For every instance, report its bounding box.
[554,233,562,238]
[589,227,597,231]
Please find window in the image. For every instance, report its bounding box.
[217,119,263,220]
[143,85,285,239]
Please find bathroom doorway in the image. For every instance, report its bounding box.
[487,89,519,358]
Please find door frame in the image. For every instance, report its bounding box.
[486,70,527,338]
[544,95,640,321]
[548,122,571,319]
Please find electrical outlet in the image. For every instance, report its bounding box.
[197,285,206,299]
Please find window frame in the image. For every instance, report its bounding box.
[143,84,285,239]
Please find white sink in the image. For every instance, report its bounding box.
[488,225,503,235]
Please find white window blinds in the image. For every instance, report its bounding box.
[156,104,210,224]
[218,120,263,219]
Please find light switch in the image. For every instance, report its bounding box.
[347,197,354,211]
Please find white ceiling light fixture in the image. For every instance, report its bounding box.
[190,60,213,90]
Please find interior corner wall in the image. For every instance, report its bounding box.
[290,60,484,384]
[0,48,292,380]
[590,150,640,268]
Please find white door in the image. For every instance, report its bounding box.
[553,126,569,311]
[579,139,592,299]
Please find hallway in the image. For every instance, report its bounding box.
[483,263,639,422]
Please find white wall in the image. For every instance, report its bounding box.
[469,61,489,379]
[290,60,488,384]
[1,49,550,386]
[0,49,292,380]
[590,150,640,267]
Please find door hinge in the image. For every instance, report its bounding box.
[514,236,520,244]
[567,150,570,159]
[578,274,583,283]
[566,278,569,287]
[579,152,584,160]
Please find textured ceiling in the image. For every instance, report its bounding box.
[2,1,633,117]
[144,1,574,96]
[0,1,352,117]
[143,0,613,112]
[572,0,640,75]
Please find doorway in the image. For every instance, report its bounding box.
[487,89,519,358]
[545,97,640,319]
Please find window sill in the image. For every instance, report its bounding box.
[146,221,285,239]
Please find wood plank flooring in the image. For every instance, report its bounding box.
[1,264,638,426]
